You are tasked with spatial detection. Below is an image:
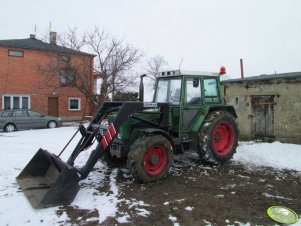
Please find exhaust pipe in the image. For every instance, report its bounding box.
[139,74,146,102]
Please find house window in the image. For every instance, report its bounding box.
[68,98,81,111]
[58,54,70,62]
[2,95,30,110]
[60,69,75,85]
[8,50,24,57]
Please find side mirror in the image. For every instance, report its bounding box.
[40,114,45,117]
[193,79,199,88]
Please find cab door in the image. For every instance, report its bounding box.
[181,77,205,133]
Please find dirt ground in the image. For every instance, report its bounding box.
[59,153,301,226]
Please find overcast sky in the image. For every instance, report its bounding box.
[0,0,300,78]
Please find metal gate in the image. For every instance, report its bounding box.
[251,95,275,140]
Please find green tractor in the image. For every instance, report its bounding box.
[16,69,238,208]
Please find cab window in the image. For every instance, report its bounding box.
[204,78,220,103]
[154,78,181,105]
[185,78,201,104]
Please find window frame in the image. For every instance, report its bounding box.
[2,95,31,110]
[8,49,24,57]
[68,97,81,111]
[202,78,222,104]
[60,69,76,86]
[57,54,70,62]
[184,77,202,105]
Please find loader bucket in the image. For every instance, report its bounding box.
[16,148,80,208]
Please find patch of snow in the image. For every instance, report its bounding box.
[203,220,212,225]
[233,141,301,172]
[136,208,151,217]
[184,206,194,211]
[117,214,130,223]
[215,194,224,198]
[262,192,293,200]
[169,215,177,222]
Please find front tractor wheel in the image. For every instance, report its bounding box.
[198,111,238,164]
[128,135,173,183]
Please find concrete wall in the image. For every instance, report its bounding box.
[222,77,301,144]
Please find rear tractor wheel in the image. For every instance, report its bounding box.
[128,135,173,183]
[198,111,238,164]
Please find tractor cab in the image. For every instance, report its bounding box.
[153,70,224,137]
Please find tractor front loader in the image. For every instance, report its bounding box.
[17,69,239,208]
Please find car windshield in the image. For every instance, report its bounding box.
[154,77,181,105]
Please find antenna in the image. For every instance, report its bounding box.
[178,58,183,70]
[49,22,52,33]
[34,25,37,35]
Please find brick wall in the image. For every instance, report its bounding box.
[0,46,93,120]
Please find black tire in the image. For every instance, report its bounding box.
[102,150,127,168]
[127,135,173,183]
[198,111,238,164]
[47,120,57,128]
[4,123,16,132]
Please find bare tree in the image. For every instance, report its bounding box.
[38,27,142,104]
[84,28,142,100]
[145,55,168,81]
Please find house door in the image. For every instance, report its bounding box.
[48,97,58,117]
[251,95,274,139]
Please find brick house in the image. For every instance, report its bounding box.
[0,33,95,121]
[222,72,301,144]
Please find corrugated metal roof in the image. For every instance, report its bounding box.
[222,72,301,83]
[0,37,93,56]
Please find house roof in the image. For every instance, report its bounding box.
[0,37,93,56]
[222,71,301,83]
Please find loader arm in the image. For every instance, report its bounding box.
[16,101,168,208]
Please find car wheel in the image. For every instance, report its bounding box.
[47,121,57,128]
[5,123,16,132]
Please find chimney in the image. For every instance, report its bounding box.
[49,31,57,45]
[30,34,36,39]
[240,58,244,78]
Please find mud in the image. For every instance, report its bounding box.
[59,153,301,226]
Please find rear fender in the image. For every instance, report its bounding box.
[208,106,237,118]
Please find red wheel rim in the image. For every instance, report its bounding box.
[212,122,235,156]
[144,145,168,175]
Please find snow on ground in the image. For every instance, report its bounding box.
[234,141,301,172]
[0,126,301,225]
[0,126,121,225]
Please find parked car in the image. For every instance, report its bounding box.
[0,109,62,132]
